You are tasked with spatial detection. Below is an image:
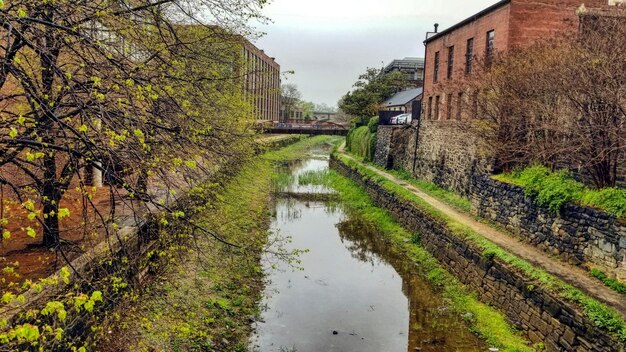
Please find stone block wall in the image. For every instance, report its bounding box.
[331,155,624,352]
[374,125,413,170]
[472,176,626,282]
[410,119,492,196]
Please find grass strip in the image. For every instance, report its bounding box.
[335,153,626,342]
[315,168,533,352]
[591,269,626,296]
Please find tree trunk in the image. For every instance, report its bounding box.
[42,153,60,248]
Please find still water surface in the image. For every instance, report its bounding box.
[251,152,484,352]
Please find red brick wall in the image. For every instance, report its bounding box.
[508,0,608,49]
[423,3,511,121]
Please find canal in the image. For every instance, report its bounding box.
[251,145,485,352]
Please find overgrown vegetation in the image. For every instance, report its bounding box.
[346,124,377,161]
[493,165,626,217]
[308,168,532,351]
[591,269,626,296]
[468,14,626,188]
[97,157,273,351]
[335,154,626,341]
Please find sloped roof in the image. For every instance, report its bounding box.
[382,88,423,107]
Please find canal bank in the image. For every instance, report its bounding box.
[94,136,342,351]
[251,144,490,351]
[330,151,626,351]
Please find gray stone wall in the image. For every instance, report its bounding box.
[472,176,626,282]
[409,120,492,196]
[374,125,414,170]
[331,155,625,352]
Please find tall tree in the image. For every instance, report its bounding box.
[339,68,409,118]
[0,0,263,248]
[280,83,302,122]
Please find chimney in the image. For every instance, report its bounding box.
[434,23,439,33]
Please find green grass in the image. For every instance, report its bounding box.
[335,154,626,342]
[386,168,472,212]
[493,165,626,217]
[298,169,331,187]
[591,269,626,296]
[317,167,533,351]
[264,135,344,162]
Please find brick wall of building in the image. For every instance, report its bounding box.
[508,0,607,49]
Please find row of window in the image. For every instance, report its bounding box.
[426,91,479,121]
[433,30,494,82]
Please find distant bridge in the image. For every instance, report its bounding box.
[262,123,349,136]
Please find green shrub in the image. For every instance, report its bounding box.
[346,126,376,161]
[367,116,379,133]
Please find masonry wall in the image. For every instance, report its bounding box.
[331,155,624,352]
[409,119,491,196]
[374,125,414,170]
[508,0,608,49]
[472,176,626,281]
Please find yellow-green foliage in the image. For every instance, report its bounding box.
[98,158,274,351]
[346,126,376,161]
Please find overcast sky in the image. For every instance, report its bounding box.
[252,0,500,107]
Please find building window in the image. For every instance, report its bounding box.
[457,92,463,120]
[428,96,433,119]
[466,38,474,74]
[447,46,454,79]
[446,93,452,119]
[486,30,495,65]
[435,95,440,120]
[434,51,440,82]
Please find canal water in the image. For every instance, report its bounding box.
[251,148,485,352]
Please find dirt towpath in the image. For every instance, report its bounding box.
[339,150,626,318]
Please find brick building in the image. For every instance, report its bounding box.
[422,0,608,121]
[241,40,281,121]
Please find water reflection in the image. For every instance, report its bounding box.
[251,151,484,352]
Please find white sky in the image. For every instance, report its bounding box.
[253,0,500,106]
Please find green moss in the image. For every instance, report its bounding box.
[335,154,626,342]
[493,165,626,217]
[319,167,533,351]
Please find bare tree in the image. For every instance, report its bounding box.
[469,10,626,188]
[280,83,302,122]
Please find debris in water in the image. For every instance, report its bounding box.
[332,330,338,335]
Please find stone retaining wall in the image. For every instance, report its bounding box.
[374,125,413,170]
[331,155,625,352]
[472,176,626,282]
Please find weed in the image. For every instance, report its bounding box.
[494,165,626,217]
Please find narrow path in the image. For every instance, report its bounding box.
[339,150,626,318]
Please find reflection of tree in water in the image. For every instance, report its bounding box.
[336,215,485,352]
[277,199,303,222]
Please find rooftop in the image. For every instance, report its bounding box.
[424,0,511,43]
[383,57,425,73]
[382,88,423,107]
